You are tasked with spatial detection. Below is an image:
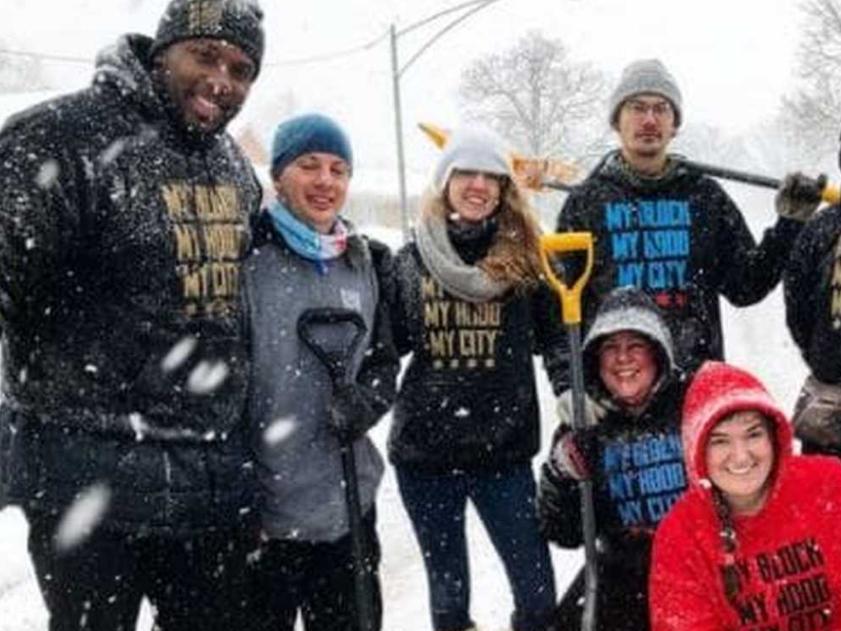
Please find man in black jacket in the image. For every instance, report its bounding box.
[557,58,824,372]
[0,1,264,628]
[784,139,841,459]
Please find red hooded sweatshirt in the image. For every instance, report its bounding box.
[650,361,841,630]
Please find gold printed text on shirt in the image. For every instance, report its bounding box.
[161,182,245,317]
[421,276,501,370]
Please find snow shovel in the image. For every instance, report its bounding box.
[538,232,598,631]
[541,160,841,205]
[298,307,377,631]
[686,160,841,205]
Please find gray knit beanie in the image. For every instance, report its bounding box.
[433,126,512,192]
[608,59,682,128]
[150,0,265,77]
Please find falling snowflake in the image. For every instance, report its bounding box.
[454,407,471,419]
[263,417,297,446]
[128,412,148,442]
[187,360,229,395]
[35,160,59,189]
[161,336,198,373]
[54,483,112,553]
[100,139,127,165]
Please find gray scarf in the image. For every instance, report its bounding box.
[415,211,511,303]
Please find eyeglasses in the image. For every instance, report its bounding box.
[624,99,673,120]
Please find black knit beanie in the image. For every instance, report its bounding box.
[149,0,265,77]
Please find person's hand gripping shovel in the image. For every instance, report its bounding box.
[539,232,599,631]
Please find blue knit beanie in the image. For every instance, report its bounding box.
[270,113,353,177]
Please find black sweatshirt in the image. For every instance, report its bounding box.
[557,151,802,371]
[386,231,568,473]
[0,35,261,534]
[785,204,841,382]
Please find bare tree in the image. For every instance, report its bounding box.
[779,0,841,168]
[458,30,609,166]
[673,122,749,168]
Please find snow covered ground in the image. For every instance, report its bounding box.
[0,194,809,629]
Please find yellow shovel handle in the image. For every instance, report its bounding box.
[539,232,594,325]
[823,184,841,206]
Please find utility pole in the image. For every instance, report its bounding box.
[388,0,503,242]
[389,24,409,241]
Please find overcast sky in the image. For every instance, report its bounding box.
[0,0,805,192]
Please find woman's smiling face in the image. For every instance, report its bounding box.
[705,410,775,516]
[598,330,658,412]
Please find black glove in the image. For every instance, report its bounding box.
[327,383,378,445]
[536,461,585,547]
[775,172,827,222]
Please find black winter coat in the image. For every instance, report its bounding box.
[557,151,802,371]
[538,376,687,549]
[0,35,261,534]
[386,240,568,474]
[785,204,841,383]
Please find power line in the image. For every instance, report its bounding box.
[263,29,390,68]
[0,0,498,70]
[0,48,90,64]
[0,28,391,69]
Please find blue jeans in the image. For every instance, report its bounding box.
[397,463,556,631]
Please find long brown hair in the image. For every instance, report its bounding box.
[421,177,544,289]
[711,486,741,605]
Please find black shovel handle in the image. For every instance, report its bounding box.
[544,161,841,205]
[297,307,367,386]
[296,307,376,630]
